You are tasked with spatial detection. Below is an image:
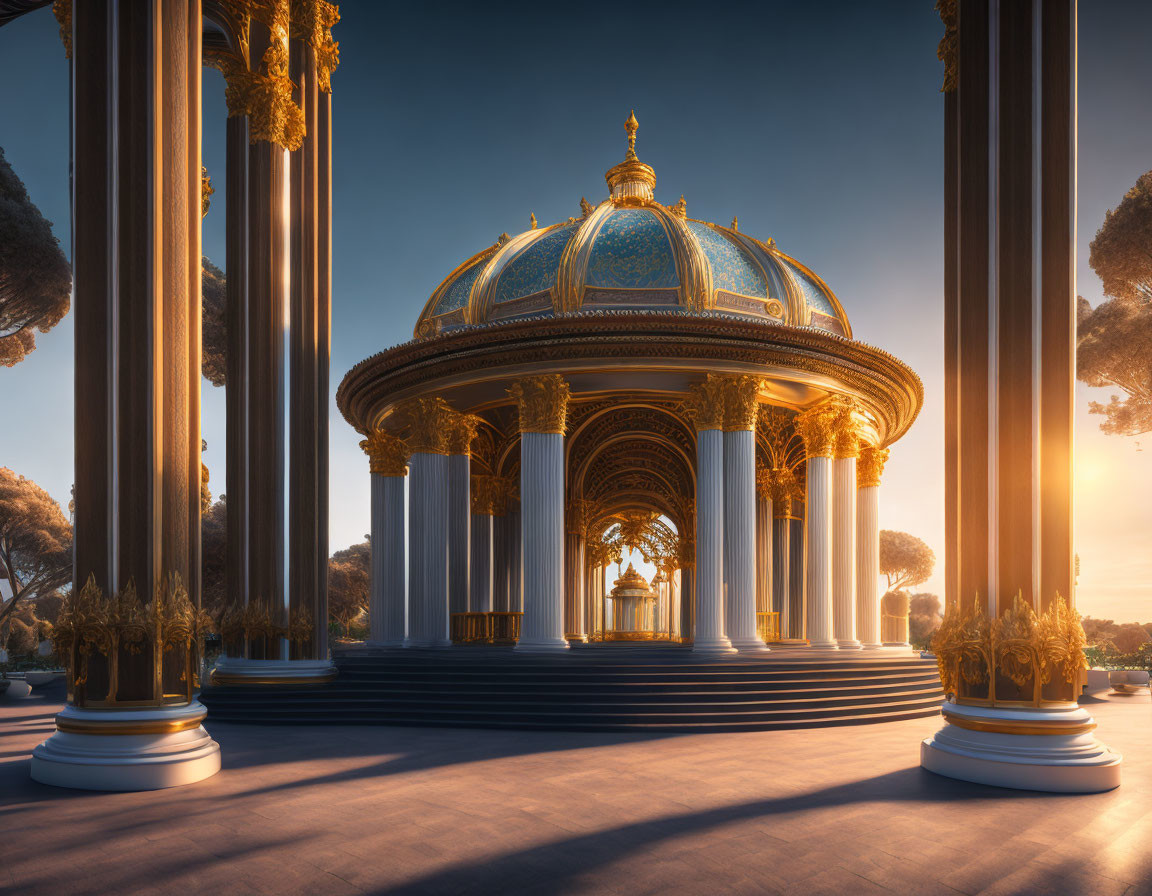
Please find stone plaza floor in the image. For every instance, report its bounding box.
[1,683,1150,896]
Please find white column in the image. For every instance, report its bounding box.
[511,375,569,652]
[370,474,406,645]
[361,431,409,647]
[804,455,835,648]
[755,491,772,616]
[832,454,861,649]
[693,426,734,654]
[772,508,792,638]
[407,451,449,646]
[724,427,767,651]
[518,431,567,650]
[856,446,887,648]
[447,453,471,619]
[470,511,493,612]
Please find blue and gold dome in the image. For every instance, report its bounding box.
[414,113,850,339]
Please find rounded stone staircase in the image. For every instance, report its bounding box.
[199,646,944,733]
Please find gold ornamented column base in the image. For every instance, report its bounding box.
[31,703,221,791]
[210,657,338,686]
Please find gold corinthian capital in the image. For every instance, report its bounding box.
[359,430,409,476]
[445,412,481,456]
[794,403,839,459]
[509,375,570,434]
[720,374,765,432]
[857,446,890,488]
[398,397,457,455]
[682,375,727,432]
[832,400,862,459]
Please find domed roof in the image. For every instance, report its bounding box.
[414,113,851,340]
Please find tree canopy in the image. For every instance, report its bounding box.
[0,146,71,367]
[328,540,369,638]
[202,256,226,386]
[908,592,943,651]
[1078,170,1152,436]
[0,468,72,630]
[879,529,935,592]
[201,496,227,617]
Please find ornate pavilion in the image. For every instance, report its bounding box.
[338,114,923,655]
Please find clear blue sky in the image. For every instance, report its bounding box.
[1,1,1149,622]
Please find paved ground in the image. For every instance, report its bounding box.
[1,683,1149,896]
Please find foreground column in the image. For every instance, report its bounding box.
[362,431,408,646]
[685,378,735,654]
[405,398,453,647]
[32,1,220,791]
[722,376,768,652]
[856,446,887,649]
[796,405,837,649]
[923,0,1119,792]
[832,405,862,650]
[511,376,570,651]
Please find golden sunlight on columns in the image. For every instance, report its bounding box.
[361,430,409,647]
[683,377,735,654]
[855,446,888,649]
[831,402,862,650]
[510,375,570,651]
[794,404,838,650]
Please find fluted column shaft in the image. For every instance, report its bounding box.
[694,429,733,653]
[518,433,566,649]
[723,429,766,650]
[407,452,449,646]
[369,474,406,645]
[470,512,493,612]
[804,456,835,648]
[772,512,792,636]
[856,484,881,648]
[832,456,861,649]
[756,495,772,615]
[447,454,471,617]
[508,507,522,611]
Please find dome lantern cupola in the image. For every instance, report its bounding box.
[604,110,656,203]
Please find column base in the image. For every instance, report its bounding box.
[808,639,839,649]
[693,636,737,655]
[515,638,570,653]
[920,701,1122,793]
[730,637,770,653]
[210,657,337,686]
[836,639,863,650]
[861,641,885,649]
[31,703,221,791]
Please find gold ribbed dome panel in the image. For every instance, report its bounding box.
[413,114,852,340]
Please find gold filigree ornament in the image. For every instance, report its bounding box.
[721,375,764,432]
[793,403,839,459]
[509,375,571,434]
[857,445,890,488]
[398,396,457,454]
[205,0,306,150]
[201,167,214,218]
[932,593,1089,706]
[445,412,482,456]
[52,0,71,58]
[680,375,727,432]
[831,399,861,459]
[289,0,341,93]
[359,429,410,476]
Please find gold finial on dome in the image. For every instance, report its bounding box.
[529,212,537,230]
[580,197,594,218]
[605,110,656,203]
[625,109,639,161]
[731,215,739,231]
[670,195,687,218]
